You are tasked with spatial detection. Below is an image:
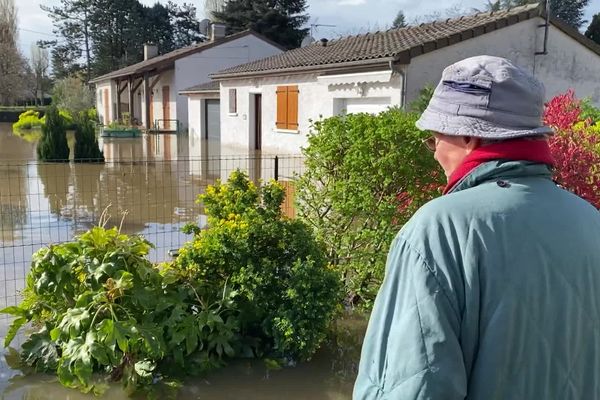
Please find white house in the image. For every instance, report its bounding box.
[205,3,600,154]
[90,26,284,132]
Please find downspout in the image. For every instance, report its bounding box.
[389,60,407,110]
[535,0,550,56]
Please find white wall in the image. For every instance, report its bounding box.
[143,69,176,130]
[186,92,220,141]
[406,18,539,105]
[219,73,403,154]
[188,96,202,140]
[406,17,600,106]
[534,25,600,104]
[174,35,283,131]
[95,81,115,124]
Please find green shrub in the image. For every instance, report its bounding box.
[74,111,104,162]
[2,226,239,394]
[410,84,435,113]
[59,109,75,129]
[174,170,341,362]
[296,108,444,308]
[12,110,44,130]
[2,172,341,395]
[581,98,600,123]
[36,106,69,162]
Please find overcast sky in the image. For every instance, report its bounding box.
[15,0,600,58]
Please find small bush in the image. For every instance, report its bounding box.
[296,108,444,307]
[1,227,239,395]
[12,110,44,130]
[410,84,435,113]
[36,106,69,162]
[74,111,104,162]
[174,171,341,362]
[543,90,600,208]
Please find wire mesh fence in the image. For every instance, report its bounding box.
[0,154,305,313]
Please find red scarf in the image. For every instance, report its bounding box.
[443,139,554,194]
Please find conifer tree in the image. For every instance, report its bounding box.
[213,0,309,49]
[37,106,70,162]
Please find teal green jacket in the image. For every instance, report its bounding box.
[354,161,600,399]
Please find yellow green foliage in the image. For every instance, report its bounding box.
[12,110,44,130]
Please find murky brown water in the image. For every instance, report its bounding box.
[0,123,301,301]
[0,123,359,399]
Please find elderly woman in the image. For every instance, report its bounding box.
[354,55,600,399]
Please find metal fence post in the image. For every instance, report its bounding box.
[274,156,279,181]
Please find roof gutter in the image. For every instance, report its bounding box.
[210,57,396,80]
[179,89,220,95]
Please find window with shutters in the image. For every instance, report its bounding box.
[228,89,237,114]
[276,85,299,131]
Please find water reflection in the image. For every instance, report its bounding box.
[0,123,303,263]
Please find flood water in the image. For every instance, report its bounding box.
[0,123,362,399]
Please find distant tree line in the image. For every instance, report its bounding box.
[43,0,315,80]
[41,0,206,81]
[0,0,28,105]
[392,0,595,33]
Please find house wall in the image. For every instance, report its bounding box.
[406,17,600,106]
[140,69,176,129]
[116,79,146,125]
[219,73,403,154]
[95,81,116,125]
[186,92,220,141]
[534,25,600,104]
[405,18,539,106]
[174,35,283,131]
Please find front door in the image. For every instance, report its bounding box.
[162,86,170,130]
[204,99,221,140]
[254,94,262,150]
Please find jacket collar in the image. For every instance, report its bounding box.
[448,160,554,194]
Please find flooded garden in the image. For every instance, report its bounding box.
[0,122,366,399]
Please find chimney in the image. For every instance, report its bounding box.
[210,23,227,41]
[144,43,158,60]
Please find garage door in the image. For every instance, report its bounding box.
[205,99,220,140]
[345,97,391,115]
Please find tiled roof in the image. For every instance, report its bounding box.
[212,3,599,78]
[180,80,220,93]
[90,30,285,83]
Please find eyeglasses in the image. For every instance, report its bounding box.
[422,136,437,152]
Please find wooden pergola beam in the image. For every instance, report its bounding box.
[149,73,162,91]
[118,80,128,96]
[131,78,143,94]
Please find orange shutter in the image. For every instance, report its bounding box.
[276,86,288,129]
[287,85,299,130]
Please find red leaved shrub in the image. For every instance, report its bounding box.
[543,90,600,208]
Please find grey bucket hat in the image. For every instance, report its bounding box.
[415,55,554,139]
